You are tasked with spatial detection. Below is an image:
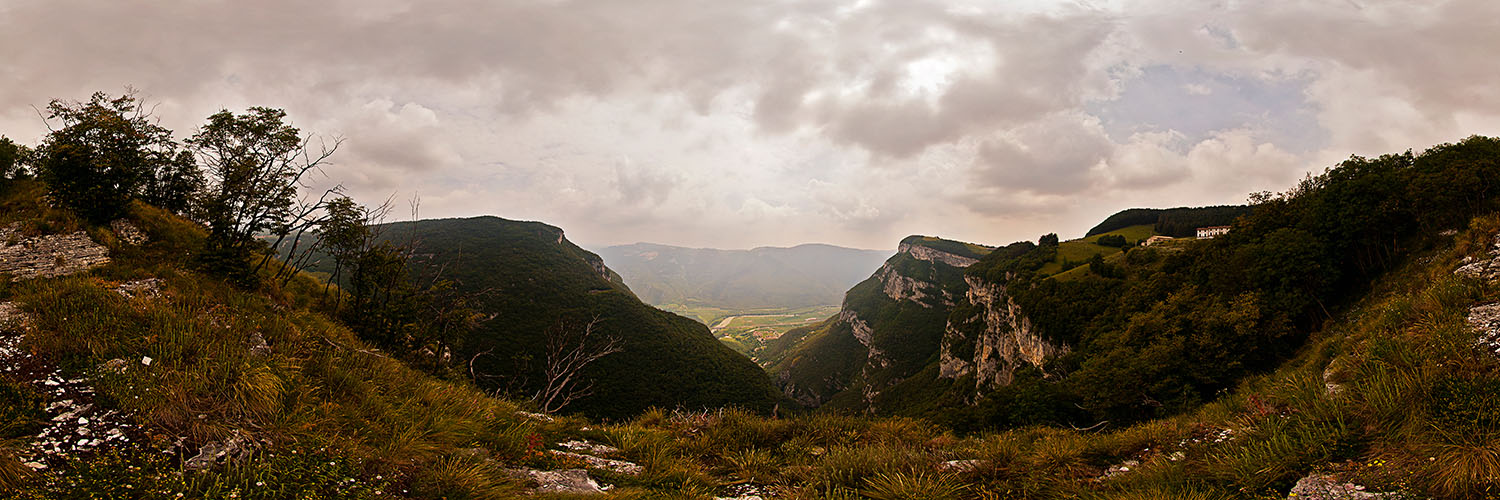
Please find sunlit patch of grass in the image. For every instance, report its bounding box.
[719,447,780,483]
[859,470,968,500]
[0,444,31,493]
[410,456,523,500]
[1422,436,1500,499]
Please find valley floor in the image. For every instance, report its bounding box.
[660,304,840,361]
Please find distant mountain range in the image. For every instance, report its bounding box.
[595,242,892,310]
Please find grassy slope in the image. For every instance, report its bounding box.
[0,199,548,498]
[1036,224,1155,276]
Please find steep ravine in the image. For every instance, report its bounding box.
[768,236,991,411]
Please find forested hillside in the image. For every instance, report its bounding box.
[369,217,784,419]
[937,136,1500,431]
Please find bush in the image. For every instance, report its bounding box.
[1097,234,1127,247]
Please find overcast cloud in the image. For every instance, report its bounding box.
[2,0,1497,249]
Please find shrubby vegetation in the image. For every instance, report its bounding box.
[946,136,1500,432]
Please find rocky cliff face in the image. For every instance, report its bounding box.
[874,244,971,307]
[939,274,1065,395]
[898,241,981,268]
[770,236,991,411]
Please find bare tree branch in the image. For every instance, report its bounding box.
[531,315,623,413]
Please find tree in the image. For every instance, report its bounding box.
[531,316,623,413]
[139,150,203,215]
[35,91,178,222]
[1039,233,1060,246]
[1096,234,1127,247]
[318,196,373,304]
[0,137,30,180]
[188,107,339,282]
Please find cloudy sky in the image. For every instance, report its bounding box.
[2,0,1497,250]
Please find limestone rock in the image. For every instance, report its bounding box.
[839,309,888,369]
[248,331,271,357]
[1468,303,1500,357]
[511,468,609,495]
[1099,459,1140,480]
[1286,473,1405,499]
[114,278,162,300]
[939,459,986,472]
[1455,234,1500,281]
[0,301,27,330]
[940,275,1065,390]
[549,450,643,475]
[0,224,110,280]
[110,220,147,245]
[516,411,555,422]
[898,241,980,267]
[558,440,621,455]
[98,358,128,375]
[184,431,259,470]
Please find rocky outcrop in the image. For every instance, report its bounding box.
[1286,473,1405,499]
[875,263,956,307]
[1456,233,1500,281]
[114,278,162,300]
[551,440,642,475]
[940,275,1065,391]
[898,241,980,267]
[510,468,610,495]
[0,224,110,280]
[184,431,260,470]
[877,264,932,305]
[110,219,147,246]
[839,309,888,369]
[1466,302,1500,357]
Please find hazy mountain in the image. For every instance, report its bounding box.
[595,242,892,310]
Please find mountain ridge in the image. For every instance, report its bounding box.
[596,241,891,311]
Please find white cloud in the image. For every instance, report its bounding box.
[0,0,1496,249]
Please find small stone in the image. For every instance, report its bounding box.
[99,358,128,374]
[141,356,153,366]
[248,332,270,356]
[938,459,986,472]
